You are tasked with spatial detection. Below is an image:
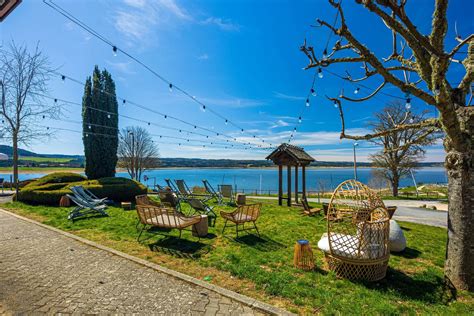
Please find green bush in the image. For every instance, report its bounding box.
[17,173,146,206]
[23,172,86,188]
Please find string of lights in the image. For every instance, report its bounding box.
[53,71,273,148]
[27,90,270,150]
[42,0,270,146]
[43,126,267,151]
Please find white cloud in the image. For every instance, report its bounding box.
[106,60,136,75]
[123,0,147,8]
[201,17,240,32]
[197,53,209,60]
[158,0,192,20]
[270,120,290,129]
[273,91,305,101]
[199,96,265,108]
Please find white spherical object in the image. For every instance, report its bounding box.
[389,220,406,252]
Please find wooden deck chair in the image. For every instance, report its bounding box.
[220,203,262,237]
[202,180,223,205]
[218,184,235,205]
[175,179,193,196]
[135,205,202,241]
[157,189,181,210]
[186,198,217,226]
[301,196,321,216]
[67,194,108,221]
[164,179,180,194]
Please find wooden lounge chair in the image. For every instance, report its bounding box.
[71,186,107,205]
[218,184,235,205]
[317,180,390,281]
[135,205,202,241]
[220,203,262,237]
[157,189,181,209]
[136,194,162,207]
[186,198,217,226]
[301,196,321,216]
[67,194,108,221]
[164,179,180,194]
[202,180,223,205]
[175,179,211,201]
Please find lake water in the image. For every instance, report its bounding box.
[4,167,447,193]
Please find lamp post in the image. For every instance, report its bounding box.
[128,130,135,180]
[353,142,359,181]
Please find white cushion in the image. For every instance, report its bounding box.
[318,233,364,258]
[389,219,406,252]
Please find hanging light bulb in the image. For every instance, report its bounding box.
[148,122,150,126]
[241,129,244,134]
[85,133,89,137]
[354,87,360,94]
[310,88,316,96]
[298,116,302,123]
[169,83,173,92]
[122,99,126,105]
[405,98,411,110]
[409,117,414,124]
[305,98,310,107]
[61,75,66,82]
[164,115,167,119]
[434,84,440,96]
[318,67,323,79]
[88,125,91,129]
[334,100,339,108]
[112,46,118,56]
[42,115,45,119]
[225,119,228,125]
[107,114,111,119]
[201,105,206,112]
[54,98,58,104]
[322,48,328,60]
[293,127,297,133]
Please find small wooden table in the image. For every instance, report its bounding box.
[236,193,246,206]
[192,215,208,237]
[121,202,132,210]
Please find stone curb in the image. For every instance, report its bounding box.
[0,208,294,316]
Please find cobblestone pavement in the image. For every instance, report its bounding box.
[0,210,267,315]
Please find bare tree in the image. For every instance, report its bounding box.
[118,126,159,181]
[301,0,473,290]
[0,42,59,192]
[369,101,439,196]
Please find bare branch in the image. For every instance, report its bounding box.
[340,81,386,102]
[448,34,474,57]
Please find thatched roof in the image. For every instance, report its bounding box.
[266,143,315,166]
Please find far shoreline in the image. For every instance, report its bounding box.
[0,165,446,175]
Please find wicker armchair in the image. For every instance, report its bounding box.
[220,203,262,237]
[135,205,202,241]
[317,180,390,281]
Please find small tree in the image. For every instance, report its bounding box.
[368,101,439,196]
[118,126,159,181]
[0,42,59,192]
[82,66,118,179]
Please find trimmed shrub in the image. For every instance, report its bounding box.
[17,173,146,205]
[23,172,86,188]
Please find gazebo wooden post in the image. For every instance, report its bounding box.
[295,165,299,204]
[278,164,283,206]
[287,165,292,206]
[302,165,307,199]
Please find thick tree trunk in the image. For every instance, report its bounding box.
[392,175,399,197]
[444,106,474,291]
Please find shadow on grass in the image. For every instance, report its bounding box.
[233,234,287,252]
[70,213,108,223]
[391,247,422,259]
[149,236,211,259]
[363,267,456,303]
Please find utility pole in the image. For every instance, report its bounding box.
[353,142,359,181]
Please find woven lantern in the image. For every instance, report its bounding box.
[59,195,70,207]
[293,239,315,270]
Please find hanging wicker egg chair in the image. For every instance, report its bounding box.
[317,180,390,281]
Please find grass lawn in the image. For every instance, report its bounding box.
[18,156,75,163]
[1,199,473,314]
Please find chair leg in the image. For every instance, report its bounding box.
[222,219,228,234]
[137,224,146,242]
[253,221,260,237]
[179,229,182,239]
[235,223,239,238]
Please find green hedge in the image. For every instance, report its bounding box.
[17,173,146,206]
[23,172,86,188]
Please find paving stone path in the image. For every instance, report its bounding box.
[0,210,267,315]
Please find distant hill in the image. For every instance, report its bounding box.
[0,145,444,168]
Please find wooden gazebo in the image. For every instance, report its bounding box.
[266,143,315,206]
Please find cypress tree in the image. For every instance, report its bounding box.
[82,66,119,179]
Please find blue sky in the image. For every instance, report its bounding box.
[1,0,471,161]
